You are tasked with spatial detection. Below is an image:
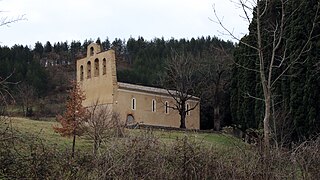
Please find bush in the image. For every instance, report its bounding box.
[1,120,320,179]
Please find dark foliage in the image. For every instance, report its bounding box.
[231,0,320,142]
[1,36,234,130]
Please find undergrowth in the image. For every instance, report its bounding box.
[1,117,320,179]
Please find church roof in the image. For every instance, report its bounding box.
[118,82,200,101]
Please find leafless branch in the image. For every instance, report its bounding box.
[271,2,320,87]
[0,72,17,106]
[0,14,26,27]
[244,92,265,101]
[161,50,200,128]
[211,2,258,51]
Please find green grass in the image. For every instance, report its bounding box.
[133,127,244,145]
[8,117,92,151]
[6,117,246,153]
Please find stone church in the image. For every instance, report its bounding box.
[76,43,200,129]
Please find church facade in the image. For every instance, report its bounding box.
[76,43,200,129]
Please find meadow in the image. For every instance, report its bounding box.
[1,117,319,179]
[9,117,244,152]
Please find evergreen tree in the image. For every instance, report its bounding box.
[44,41,52,53]
[34,41,44,56]
[231,0,320,142]
[102,37,111,50]
[96,37,101,45]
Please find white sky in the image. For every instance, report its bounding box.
[0,0,250,47]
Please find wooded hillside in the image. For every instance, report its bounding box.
[0,36,234,130]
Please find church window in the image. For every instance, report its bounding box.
[165,101,169,114]
[132,98,136,110]
[94,58,99,77]
[103,58,106,75]
[90,47,94,56]
[80,65,84,81]
[186,103,190,116]
[87,61,91,79]
[152,99,156,112]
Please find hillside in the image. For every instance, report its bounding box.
[0,36,234,130]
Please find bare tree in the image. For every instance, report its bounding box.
[162,50,200,129]
[0,2,26,141]
[0,74,14,113]
[0,73,18,144]
[201,47,232,131]
[213,0,320,157]
[0,6,26,106]
[85,101,125,155]
[271,108,294,149]
[16,82,37,117]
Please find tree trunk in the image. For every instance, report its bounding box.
[264,91,271,155]
[180,112,186,129]
[21,103,26,117]
[180,101,187,129]
[213,105,220,131]
[24,106,27,117]
[72,132,76,158]
[93,135,98,155]
[256,0,270,159]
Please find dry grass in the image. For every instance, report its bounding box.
[9,117,92,150]
[2,117,319,179]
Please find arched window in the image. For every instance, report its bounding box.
[80,65,84,81]
[94,58,99,77]
[131,98,136,110]
[87,61,91,79]
[90,47,94,56]
[165,101,169,114]
[186,103,190,116]
[102,58,106,75]
[152,99,156,112]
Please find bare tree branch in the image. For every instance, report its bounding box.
[0,14,26,27]
[214,0,320,158]
[161,50,200,128]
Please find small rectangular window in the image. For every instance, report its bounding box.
[152,99,156,112]
[80,65,84,81]
[102,58,106,75]
[186,103,190,116]
[165,101,169,114]
[132,98,136,110]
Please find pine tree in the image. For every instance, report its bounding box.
[34,41,44,57]
[102,38,111,50]
[44,41,52,53]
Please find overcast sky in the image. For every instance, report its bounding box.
[0,0,250,47]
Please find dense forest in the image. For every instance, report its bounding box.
[0,36,234,130]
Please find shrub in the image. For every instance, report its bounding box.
[1,120,320,179]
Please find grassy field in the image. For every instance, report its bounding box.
[7,117,245,153]
[8,117,91,150]
[3,117,318,179]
